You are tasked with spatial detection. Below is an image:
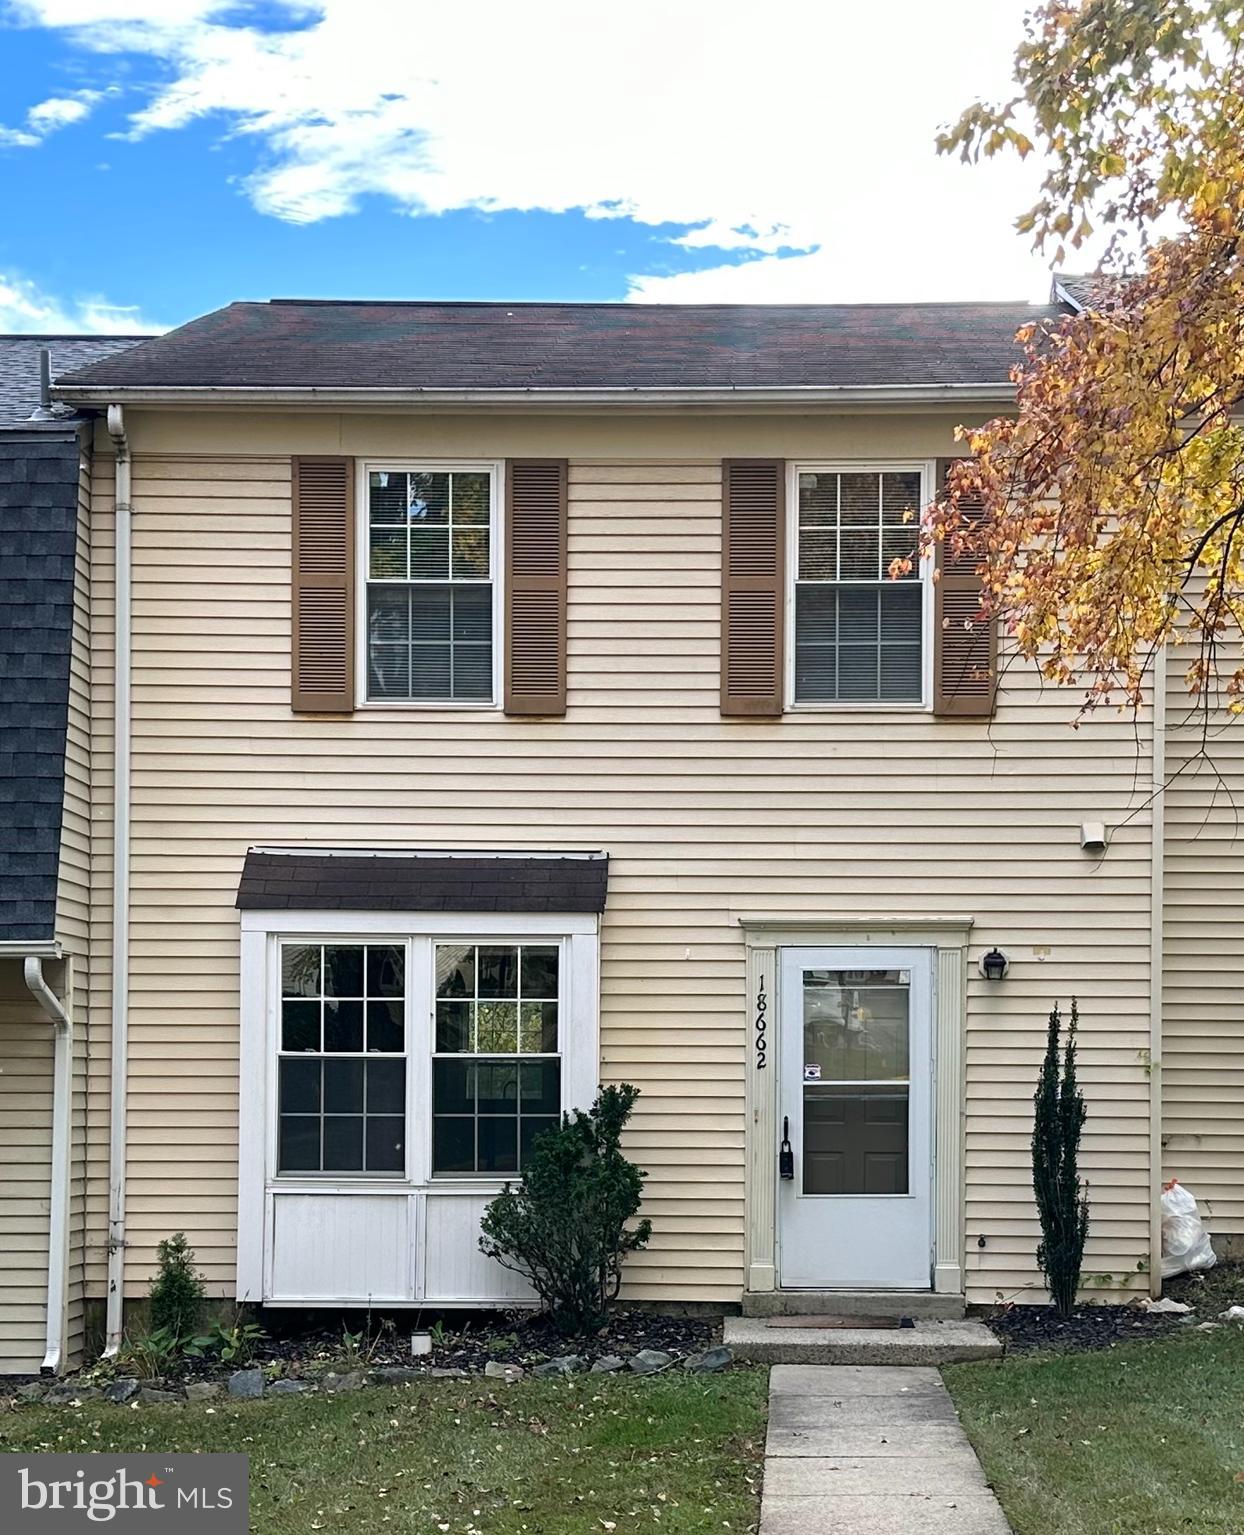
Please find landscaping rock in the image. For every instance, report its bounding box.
[184,1382,221,1402]
[430,1367,468,1378]
[227,1369,264,1400]
[368,1366,422,1386]
[139,1388,183,1405]
[590,1355,626,1374]
[628,1349,673,1376]
[531,1355,584,1378]
[17,1381,48,1403]
[267,1379,310,1395]
[103,1379,141,1404]
[45,1384,101,1405]
[322,1371,364,1393]
[484,1361,525,1382]
[683,1347,733,1374]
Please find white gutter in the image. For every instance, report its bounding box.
[54,382,1017,410]
[104,403,131,1356]
[1149,643,1167,1296]
[23,956,72,1374]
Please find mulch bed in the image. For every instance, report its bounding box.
[982,1260,1244,1355]
[154,1307,722,1383]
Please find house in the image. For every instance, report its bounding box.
[0,332,150,1373]
[1,296,1239,1374]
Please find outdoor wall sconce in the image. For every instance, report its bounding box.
[978,948,1010,981]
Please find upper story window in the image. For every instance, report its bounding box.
[364,465,498,704]
[792,467,927,706]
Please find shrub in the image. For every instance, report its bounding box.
[479,1084,652,1335]
[1032,999,1090,1317]
[149,1231,205,1338]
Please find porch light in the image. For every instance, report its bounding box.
[978,948,1010,981]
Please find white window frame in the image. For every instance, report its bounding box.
[355,459,505,711]
[785,460,935,712]
[237,910,601,1302]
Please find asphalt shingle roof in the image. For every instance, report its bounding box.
[0,334,151,426]
[236,849,609,914]
[0,434,81,940]
[58,300,1061,392]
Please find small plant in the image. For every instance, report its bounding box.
[120,1325,185,1379]
[1032,998,1090,1318]
[479,1083,652,1336]
[185,1318,267,1366]
[149,1232,205,1338]
[428,1319,448,1347]
[484,1331,519,1356]
[336,1321,386,1369]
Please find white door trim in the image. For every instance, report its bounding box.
[740,918,970,1296]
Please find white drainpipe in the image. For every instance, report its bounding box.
[104,404,131,1355]
[23,956,72,1373]
[1149,643,1167,1296]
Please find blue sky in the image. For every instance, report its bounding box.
[0,0,1049,334]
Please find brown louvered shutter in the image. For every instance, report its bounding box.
[721,459,785,716]
[505,459,568,715]
[291,456,355,713]
[934,457,996,718]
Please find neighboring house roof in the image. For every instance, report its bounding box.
[235,848,610,913]
[0,334,151,428]
[56,300,1065,398]
[0,335,147,942]
[1050,272,1121,312]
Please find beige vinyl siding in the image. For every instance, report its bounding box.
[84,413,1156,1306]
[1162,648,1244,1242]
[0,961,53,1372]
[51,448,93,1366]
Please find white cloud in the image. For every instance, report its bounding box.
[7,0,1052,301]
[0,270,163,333]
[0,87,105,147]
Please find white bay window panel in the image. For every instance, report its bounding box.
[792,466,928,706]
[236,914,600,1306]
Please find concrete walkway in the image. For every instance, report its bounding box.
[761,1365,1013,1534]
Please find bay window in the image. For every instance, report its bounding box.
[266,928,590,1186]
[792,466,928,705]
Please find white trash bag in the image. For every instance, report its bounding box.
[1161,1179,1217,1279]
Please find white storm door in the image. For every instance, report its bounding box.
[777,947,933,1289]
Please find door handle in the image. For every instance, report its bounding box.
[779,1115,795,1180]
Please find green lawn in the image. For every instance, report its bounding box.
[945,1327,1244,1535]
[0,1370,767,1535]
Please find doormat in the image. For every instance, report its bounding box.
[764,1315,915,1330]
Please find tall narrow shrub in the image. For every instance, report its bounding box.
[1032,999,1090,1317]
[479,1084,652,1335]
[149,1232,205,1337]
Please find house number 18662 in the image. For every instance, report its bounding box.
[754,975,768,1070]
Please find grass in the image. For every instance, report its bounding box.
[0,1370,767,1534]
[945,1325,1244,1535]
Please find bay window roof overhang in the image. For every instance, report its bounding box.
[235,847,609,914]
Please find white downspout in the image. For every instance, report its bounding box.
[1149,644,1167,1297]
[105,404,131,1355]
[24,956,72,1374]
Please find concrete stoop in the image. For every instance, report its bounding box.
[741,1290,965,1320]
[725,1316,1001,1365]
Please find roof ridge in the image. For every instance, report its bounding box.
[263,297,1043,311]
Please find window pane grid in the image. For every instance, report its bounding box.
[433,943,561,1174]
[795,469,924,703]
[366,467,494,702]
[278,943,406,1175]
